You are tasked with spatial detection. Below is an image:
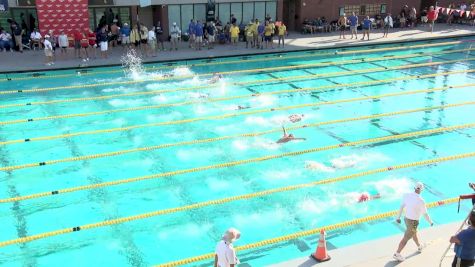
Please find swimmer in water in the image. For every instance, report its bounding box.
[276,126,306,143]
[358,192,381,203]
[237,105,250,110]
[289,114,304,123]
[209,73,223,84]
[163,73,174,78]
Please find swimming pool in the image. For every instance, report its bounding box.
[1,36,475,266]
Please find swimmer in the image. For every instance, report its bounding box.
[289,114,304,123]
[163,73,174,78]
[208,73,223,84]
[237,105,250,110]
[358,192,381,203]
[277,126,306,143]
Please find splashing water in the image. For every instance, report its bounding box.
[121,49,145,80]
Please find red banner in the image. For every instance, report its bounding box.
[37,0,89,36]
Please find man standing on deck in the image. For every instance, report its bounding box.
[393,182,434,262]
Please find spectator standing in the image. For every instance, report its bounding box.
[269,20,276,47]
[73,29,82,58]
[206,22,216,49]
[120,23,131,49]
[245,21,254,48]
[229,23,239,46]
[214,228,241,267]
[130,24,140,48]
[195,20,204,50]
[361,16,371,40]
[264,21,273,49]
[43,34,54,65]
[87,29,97,59]
[12,23,23,53]
[231,14,237,25]
[257,21,265,49]
[393,182,433,262]
[427,6,438,33]
[421,8,428,24]
[348,12,358,39]
[110,20,120,47]
[139,25,148,54]
[29,28,42,50]
[97,27,109,58]
[251,19,258,47]
[155,21,165,51]
[148,26,157,57]
[399,14,407,28]
[0,29,13,52]
[170,22,181,51]
[278,22,286,48]
[409,7,417,27]
[449,211,475,267]
[224,22,231,43]
[383,13,393,37]
[338,14,347,39]
[80,30,89,61]
[188,19,196,48]
[58,31,69,57]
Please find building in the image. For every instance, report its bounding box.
[0,0,456,37]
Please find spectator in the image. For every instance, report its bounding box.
[110,20,120,47]
[188,19,196,48]
[58,31,69,57]
[409,7,417,27]
[231,14,237,25]
[252,19,259,47]
[169,22,181,51]
[421,8,428,24]
[399,14,407,28]
[29,28,42,50]
[245,21,254,48]
[214,228,240,267]
[195,20,204,50]
[229,23,240,46]
[140,25,148,54]
[12,23,23,53]
[130,24,140,48]
[206,22,216,49]
[224,22,231,43]
[148,26,157,56]
[338,13,347,39]
[257,20,265,49]
[43,34,54,65]
[361,16,371,40]
[87,29,97,59]
[277,22,286,48]
[269,20,275,46]
[73,29,82,58]
[48,30,57,52]
[264,21,274,49]
[0,29,13,52]
[120,22,131,49]
[97,26,108,58]
[383,13,393,37]
[393,182,433,262]
[427,6,438,33]
[348,12,358,39]
[80,30,89,61]
[155,21,165,51]
[449,210,475,267]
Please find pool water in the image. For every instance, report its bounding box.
[1,37,475,267]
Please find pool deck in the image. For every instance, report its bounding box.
[1,24,475,73]
[270,222,464,267]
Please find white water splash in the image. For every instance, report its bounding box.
[121,49,145,80]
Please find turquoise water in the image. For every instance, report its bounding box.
[1,37,475,266]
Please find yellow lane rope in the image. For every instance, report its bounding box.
[2,59,475,126]
[2,122,474,204]
[0,47,472,96]
[1,65,473,111]
[156,197,460,266]
[0,152,471,248]
[1,83,474,146]
[1,102,474,173]
[0,40,464,82]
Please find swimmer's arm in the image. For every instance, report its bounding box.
[293,138,306,141]
[282,126,287,136]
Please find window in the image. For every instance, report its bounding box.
[231,3,242,25]
[365,4,381,15]
[194,4,206,24]
[381,4,387,14]
[343,4,385,17]
[218,3,230,23]
[339,7,345,16]
[254,2,265,22]
[167,5,180,30]
[266,1,277,20]
[181,5,193,33]
[242,2,254,24]
[360,5,366,15]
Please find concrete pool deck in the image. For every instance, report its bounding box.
[270,222,465,267]
[1,24,475,73]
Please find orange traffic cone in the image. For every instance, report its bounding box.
[311,230,331,262]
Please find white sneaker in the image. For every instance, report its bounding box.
[418,244,425,253]
[393,253,405,262]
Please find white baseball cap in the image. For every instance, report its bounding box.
[414,182,424,191]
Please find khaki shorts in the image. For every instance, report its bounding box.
[231,37,238,43]
[403,218,419,240]
[44,49,53,57]
[208,34,215,42]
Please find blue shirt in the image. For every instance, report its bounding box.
[120,26,131,36]
[363,19,371,29]
[188,22,195,35]
[455,228,475,260]
[349,15,358,26]
[258,25,265,35]
[195,23,203,36]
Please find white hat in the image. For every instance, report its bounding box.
[45,34,50,38]
[173,22,176,26]
[222,228,240,243]
[414,182,424,191]
[124,23,128,26]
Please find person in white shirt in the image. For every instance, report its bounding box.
[30,28,42,50]
[169,22,181,51]
[214,228,240,267]
[58,32,69,57]
[147,26,157,57]
[393,182,433,262]
[383,13,393,38]
[0,29,13,52]
[43,34,54,66]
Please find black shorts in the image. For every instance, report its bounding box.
[134,41,140,47]
[363,27,370,31]
[74,40,81,49]
[141,39,148,44]
[264,36,271,42]
[451,256,475,267]
[110,34,118,41]
[340,25,345,31]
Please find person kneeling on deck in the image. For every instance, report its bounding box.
[277,126,306,143]
[450,211,475,267]
[393,182,433,262]
[214,228,240,267]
